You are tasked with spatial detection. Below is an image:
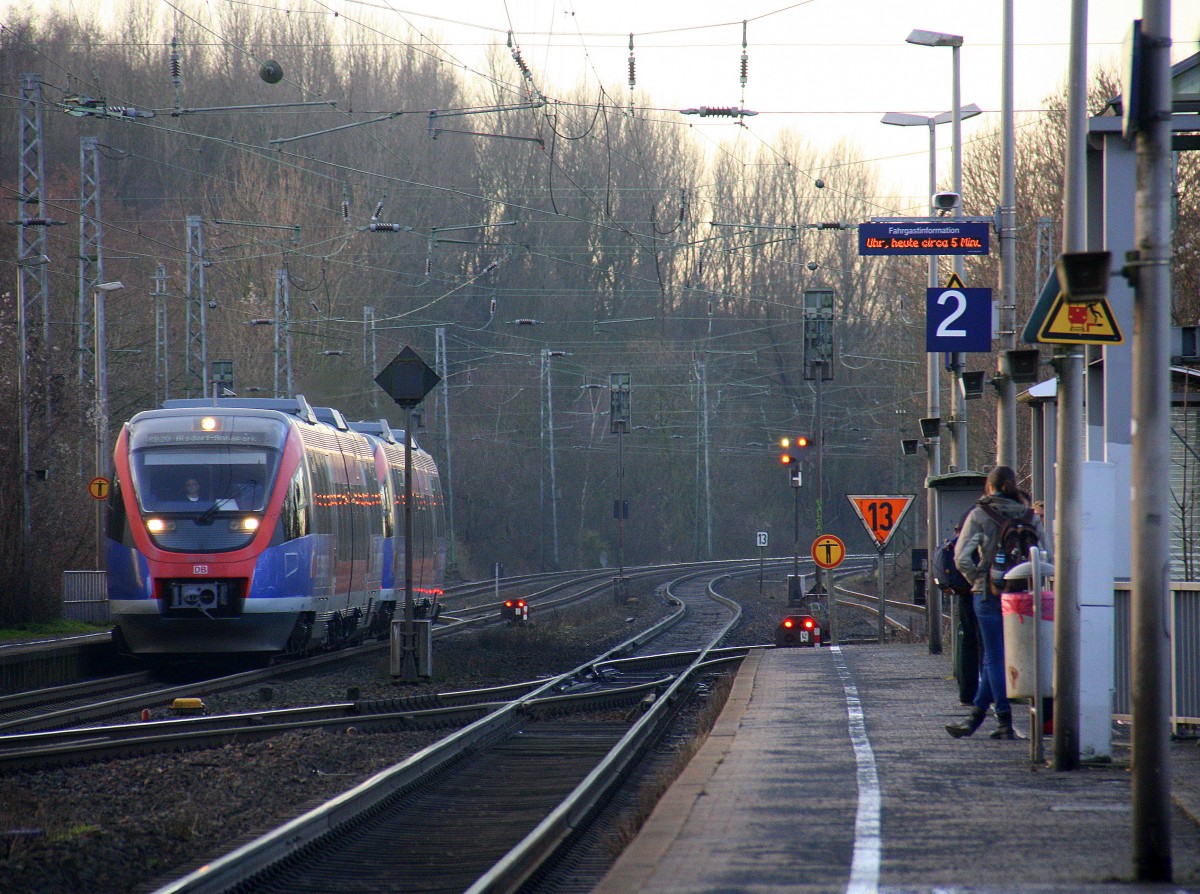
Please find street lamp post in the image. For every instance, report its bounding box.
[882,102,981,655]
[907,28,969,471]
[94,280,124,569]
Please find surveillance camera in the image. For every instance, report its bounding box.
[931,192,961,211]
[806,261,819,271]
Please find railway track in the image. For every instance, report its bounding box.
[145,565,753,894]
[0,567,666,735]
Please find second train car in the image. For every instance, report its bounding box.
[106,396,445,658]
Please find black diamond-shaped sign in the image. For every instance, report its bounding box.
[375,347,440,407]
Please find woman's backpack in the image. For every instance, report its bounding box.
[932,533,972,596]
[979,504,1040,595]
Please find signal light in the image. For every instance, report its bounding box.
[775,615,820,647]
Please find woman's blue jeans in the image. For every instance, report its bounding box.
[972,591,1010,715]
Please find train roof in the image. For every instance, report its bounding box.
[160,395,319,424]
[348,419,420,452]
[152,397,423,451]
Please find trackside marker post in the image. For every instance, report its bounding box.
[377,347,440,683]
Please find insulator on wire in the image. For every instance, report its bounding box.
[628,33,636,90]
[371,194,386,222]
[341,185,350,224]
[740,21,749,91]
[170,37,181,84]
[368,223,404,232]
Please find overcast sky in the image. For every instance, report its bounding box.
[7,0,1200,202]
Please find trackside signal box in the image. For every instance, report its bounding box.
[776,615,820,647]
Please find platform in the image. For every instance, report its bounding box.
[596,643,1200,893]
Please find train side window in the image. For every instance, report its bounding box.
[106,476,135,547]
[281,466,310,542]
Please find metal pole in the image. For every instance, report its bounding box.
[539,350,546,571]
[274,272,284,398]
[401,408,417,682]
[617,429,625,579]
[926,122,944,655]
[702,362,712,559]
[436,327,457,576]
[814,363,825,595]
[1130,0,1173,878]
[94,287,107,570]
[950,41,968,472]
[877,549,887,644]
[996,0,1018,468]
[16,270,32,597]
[793,479,800,596]
[1054,0,1087,772]
[547,354,560,570]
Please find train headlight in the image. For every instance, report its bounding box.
[146,518,176,534]
[199,416,219,431]
[231,516,260,533]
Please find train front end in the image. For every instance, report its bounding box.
[107,408,305,656]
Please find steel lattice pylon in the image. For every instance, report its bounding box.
[78,136,103,385]
[185,215,208,398]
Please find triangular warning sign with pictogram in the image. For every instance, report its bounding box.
[847,495,914,551]
[1037,293,1124,345]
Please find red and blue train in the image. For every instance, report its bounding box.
[106,396,445,658]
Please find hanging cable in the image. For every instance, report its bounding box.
[739,20,749,109]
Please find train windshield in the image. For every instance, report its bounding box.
[127,416,287,515]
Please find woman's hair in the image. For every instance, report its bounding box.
[986,465,1021,500]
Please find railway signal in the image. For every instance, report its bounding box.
[775,614,820,647]
[779,436,809,486]
[501,598,529,623]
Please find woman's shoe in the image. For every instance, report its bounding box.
[989,710,1016,739]
[946,707,986,738]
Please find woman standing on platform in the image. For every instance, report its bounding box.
[946,465,1044,740]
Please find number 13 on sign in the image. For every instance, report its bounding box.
[847,495,915,551]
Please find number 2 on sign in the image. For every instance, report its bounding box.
[936,289,967,337]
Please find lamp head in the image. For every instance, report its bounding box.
[907,29,963,48]
[1055,251,1112,303]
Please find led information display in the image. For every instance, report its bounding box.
[858,221,990,256]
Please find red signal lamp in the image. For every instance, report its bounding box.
[775,615,820,647]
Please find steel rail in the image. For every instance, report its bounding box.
[148,566,706,894]
[463,569,744,893]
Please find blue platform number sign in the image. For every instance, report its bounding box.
[926,284,992,353]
